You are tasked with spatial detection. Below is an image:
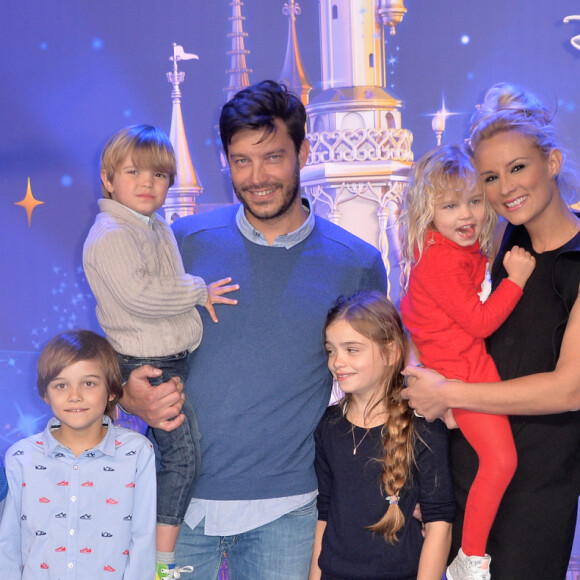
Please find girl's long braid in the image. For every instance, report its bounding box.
[367,371,415,544]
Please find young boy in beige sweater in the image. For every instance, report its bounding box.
[83,125,238,579]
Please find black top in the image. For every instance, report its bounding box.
[315,405,455,580]
[449,222,580,579]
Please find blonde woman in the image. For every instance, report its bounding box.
[402,84,580,580]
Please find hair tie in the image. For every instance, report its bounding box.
[386,495,399,505]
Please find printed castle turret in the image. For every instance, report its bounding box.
[279,0,312,106]
[162,0,411,302]
[302,0,412,302]
[163,43,203,221]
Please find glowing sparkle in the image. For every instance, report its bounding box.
[10,403,48,439]
[461,35,470,45]
[15,178,44,227]
[428,98,460,146]
[387,55,398,66]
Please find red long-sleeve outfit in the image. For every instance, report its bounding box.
[400,230,523,557]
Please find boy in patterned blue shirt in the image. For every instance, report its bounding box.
[0,460,7,520]
[0,330,156,579]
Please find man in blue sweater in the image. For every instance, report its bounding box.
[121,80,387,579]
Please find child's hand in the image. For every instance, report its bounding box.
[205,277,239,323]
[503,245,536,290]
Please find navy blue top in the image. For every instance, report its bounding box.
[173,205,388,501]
[449,223,580,579]
[315,405,455,580]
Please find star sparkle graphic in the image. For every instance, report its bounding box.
[426,98,461,146]
[15,178,44,226]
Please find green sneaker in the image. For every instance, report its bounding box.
[155,562,194,579]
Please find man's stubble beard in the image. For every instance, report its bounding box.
[233,163,301,222]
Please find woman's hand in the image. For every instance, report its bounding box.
[443,409,458,429]
[401,366,452,421]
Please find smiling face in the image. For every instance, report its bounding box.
[325,319,391,405]
[432,178,486,247]
[101,155,170,217]
[43,359,114,448]
[474,130,562,228]
[228,118,310,237]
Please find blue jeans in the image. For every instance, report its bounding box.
[175,499,317,579]
[117,351,202,526]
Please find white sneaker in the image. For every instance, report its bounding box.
[447,548,491,580]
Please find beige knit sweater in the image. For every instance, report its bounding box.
[83,199,207,357]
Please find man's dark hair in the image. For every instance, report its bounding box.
[219,80,306,157]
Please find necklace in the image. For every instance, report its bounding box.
[352,425,371,455]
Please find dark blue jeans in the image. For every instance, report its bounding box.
[117,351,201,526]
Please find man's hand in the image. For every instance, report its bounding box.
[119,365,185,431]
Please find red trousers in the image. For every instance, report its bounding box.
[452,409,517,557]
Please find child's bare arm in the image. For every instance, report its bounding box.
[417,521,452,580]
[308,520,326,580]
[205,277,239,323]
[503,245,536,290]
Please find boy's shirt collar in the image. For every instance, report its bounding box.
[125,205,156,227]
[42,415,116,458]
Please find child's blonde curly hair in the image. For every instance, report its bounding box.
[400,143,497,288]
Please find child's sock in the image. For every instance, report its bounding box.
[156,553,176,580]
[156,550,175,565]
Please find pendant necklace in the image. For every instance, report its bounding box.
[352,425,371,455]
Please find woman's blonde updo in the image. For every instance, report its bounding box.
[469,83,555,154]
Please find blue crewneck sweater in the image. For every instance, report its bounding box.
[173,205,387,501]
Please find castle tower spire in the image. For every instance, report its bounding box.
[221,0,253,201]
[163,43,203,222]
[225,0,252,102]
[302,0,411,303]
[279,0,312,106]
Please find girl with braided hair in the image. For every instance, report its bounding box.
[309,291,455,580]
